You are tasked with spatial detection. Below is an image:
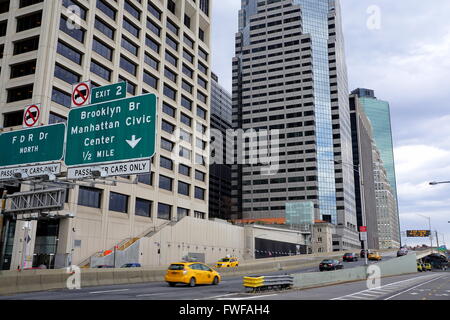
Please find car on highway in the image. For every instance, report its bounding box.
[165,262,221,287]
[417,263,424,272]
[96,265,114,268]
[216,257,239,268]
[343,253,359,262]
[319,259,344,271]
[121,263,141,268]
[368,252,382,261]
[397,248,408,257]
[424,263,432,271]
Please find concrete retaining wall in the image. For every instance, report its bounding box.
[293,253,418,289]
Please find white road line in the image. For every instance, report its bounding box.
[195,293,239,300]
[89,289,130,294]
[136,293,172,297]
[384,275,446,300]
[331,274,438,300]
[225,294,279,300]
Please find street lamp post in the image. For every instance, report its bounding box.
[416,214,433,248]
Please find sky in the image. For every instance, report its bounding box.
[210,0,450,248]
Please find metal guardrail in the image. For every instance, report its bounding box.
[243,275,294,292]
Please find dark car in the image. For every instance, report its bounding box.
[397,248,408,257]
[343,253,358,262]
[319,259,344,271]
[96,265,114,268]
[121,263,141,268]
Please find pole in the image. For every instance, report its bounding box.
[428,217,433,248]
[435,231,440,248]
[0,191,9,270]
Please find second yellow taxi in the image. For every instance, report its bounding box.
[216,257,239,268]
[165,262,221,287]
[368,251,382,261]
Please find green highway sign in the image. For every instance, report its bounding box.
[91,82,127,104]
[65,93,157,167]
[0,124,66,167]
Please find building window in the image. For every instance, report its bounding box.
[10,60,36,78]
[96,0,116,20]
[195,187,205,200]
[54,64,80,84]
[49,112,67,124]
[195,170,206,182]
[90,60,111,81]
[178,181,190,196]
[51,87,71,108]
[194,211,206,219]
[160,156,173,171]
[3,110,23,127]
[177,207,189,220]
[7,84,33,103]
[78,187,102,208]
[179,164,190,177]
[158,203,172,220]
[138,172,153,186]
[17,11,42,32]
[57,40,83,64]
[161,137,174,152]
[94,17,115,39]
[13,36,39,55]
[60,16,85,43]
[159,175,173,191]
[109,192,129,213]
[92,38,113,60]
[135,198,152,218]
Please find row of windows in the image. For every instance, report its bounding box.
[78,186,206,219]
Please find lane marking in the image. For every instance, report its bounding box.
[331,274,438,300]
[224,294,279,300]
[90,289,130,294]
[196,293,239,300]
[384,275,446,300]
[136,293,172,297]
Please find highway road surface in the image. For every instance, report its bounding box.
[0,252,400,300]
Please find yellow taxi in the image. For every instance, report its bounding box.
[424,263,432,271]
[165,262,221,287]
[368,252,382,261]
[417,262,424,272]
[216,257,239,268]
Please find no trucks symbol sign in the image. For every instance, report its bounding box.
[23,104,41,128]
[72,81,91,108]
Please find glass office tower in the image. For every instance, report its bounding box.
[232,0,360,250]
[351,89,398,202]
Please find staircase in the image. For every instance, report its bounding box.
[78,220,176,268]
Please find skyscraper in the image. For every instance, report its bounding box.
[349,93,379,250]
[0,0,212,269]
[231,0,360,251]
[351,88,400,247]
[350,88,398,201]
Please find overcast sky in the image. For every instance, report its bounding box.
[211,0,450,248]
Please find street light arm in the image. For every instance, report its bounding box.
[429,180,450,185]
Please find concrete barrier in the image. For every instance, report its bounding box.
[292,253,418,289]
[113,269,130,285]
[38,269,67,292]
[80,270,99,288]
[0,271,18,296]
[96,269,115,287]
[16,270,43,293]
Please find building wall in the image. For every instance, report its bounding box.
[0,0,213,269]
[312,222,335,254]
[373,148,400,249]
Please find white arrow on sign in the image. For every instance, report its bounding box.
[126,135,142,149]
